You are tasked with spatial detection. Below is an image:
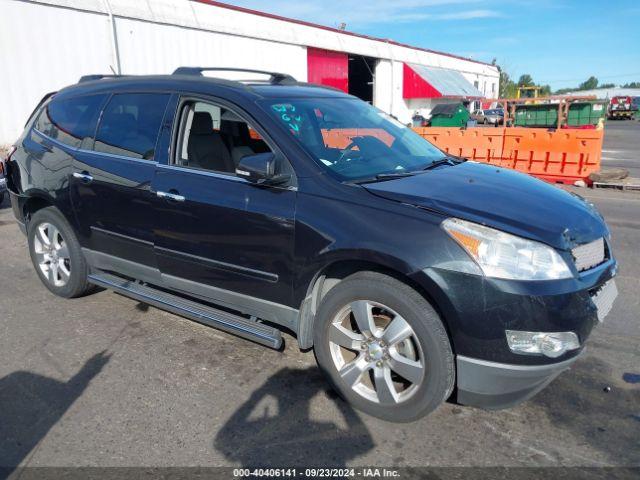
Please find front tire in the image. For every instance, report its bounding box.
[313,271,455,422]
[27,207,93,298]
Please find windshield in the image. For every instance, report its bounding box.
[259,97,446,181]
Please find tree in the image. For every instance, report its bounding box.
[623,81,640,88]
[553,77,617,95]
[517,74,534,87]
[539,84,552,96]
[578,76,599,90]
[499,71,517,98]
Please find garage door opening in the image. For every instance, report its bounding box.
[348,55,377,104]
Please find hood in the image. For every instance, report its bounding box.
[364,162,608,250]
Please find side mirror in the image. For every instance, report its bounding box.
[236,152,290,186]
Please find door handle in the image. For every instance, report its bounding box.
[73,171,93,184]
[157,190,185,202]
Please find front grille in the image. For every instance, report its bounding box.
[572,237,606,272]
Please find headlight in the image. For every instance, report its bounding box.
[442,218,572,280]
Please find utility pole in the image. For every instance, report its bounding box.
[103,0,121,74]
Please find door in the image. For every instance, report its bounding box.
[26,93,108,224]
[70,92,171,270]
[152,98,298,323]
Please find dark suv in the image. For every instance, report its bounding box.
[4,68,618,422]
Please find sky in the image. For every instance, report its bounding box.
[221,0,640,90]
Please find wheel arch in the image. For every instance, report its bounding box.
[296,257,452,351]
[22,191,56,226]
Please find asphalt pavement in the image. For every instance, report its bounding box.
[602,120,640,179]
[0,130,638,470]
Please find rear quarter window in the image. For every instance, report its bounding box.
[35,94,107,148]
[94,93,170,160]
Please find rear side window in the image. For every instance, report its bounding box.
[94,93,170,160]
[35,94,107,148]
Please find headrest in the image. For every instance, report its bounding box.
[191,111,213,135]
[108,112,136,131]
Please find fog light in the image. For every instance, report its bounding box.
[506,330,580,358]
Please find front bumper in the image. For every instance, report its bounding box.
[411,257,616,366]
[456,352,583,409]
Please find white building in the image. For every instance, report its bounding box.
[0,0,500,144]
[563,87,640,99]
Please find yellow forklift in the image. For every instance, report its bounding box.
[516,86,542,102]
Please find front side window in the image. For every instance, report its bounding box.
[175,100,272,175]
[94,93,170,160]
[35,94,107,148]
[259,98,445,181]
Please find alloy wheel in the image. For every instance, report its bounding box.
[33,222,71,287]
[328,300,425,405]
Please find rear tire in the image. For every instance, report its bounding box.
[27,207,93,298]
[313,271,454,422]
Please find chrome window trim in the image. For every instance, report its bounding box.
[33,128,297,190]
[156,162,246,183]
[80,147,160,165]
[155,162,298,191]
[32,128,160,166]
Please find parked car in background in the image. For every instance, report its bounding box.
[0,174,6,205]
[483,108,504,125]
[4,68,618,422]
[411,113,428,128]
[608,96,634,119]
[0,153,8,204]
[470,109,484,123]
[471,108,504,125]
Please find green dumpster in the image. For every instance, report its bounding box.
[429,103,469,127]
[567,101,607,127]
[514,104,558,127]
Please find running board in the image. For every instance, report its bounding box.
[88,272,283,349]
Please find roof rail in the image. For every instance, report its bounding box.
[78,74,128,83]
[172,67,297,85]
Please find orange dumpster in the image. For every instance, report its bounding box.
[412,127,603,185]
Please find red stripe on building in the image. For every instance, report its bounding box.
[307,47,349,93]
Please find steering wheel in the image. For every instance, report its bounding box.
[336,138,363,165]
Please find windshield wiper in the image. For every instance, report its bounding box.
[352,171,417,185]
[422,157,458,170]
[376,172,417,180]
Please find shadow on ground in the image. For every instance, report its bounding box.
[0,351,111,472]
[214,366,374,467]
[532,356,640,464]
